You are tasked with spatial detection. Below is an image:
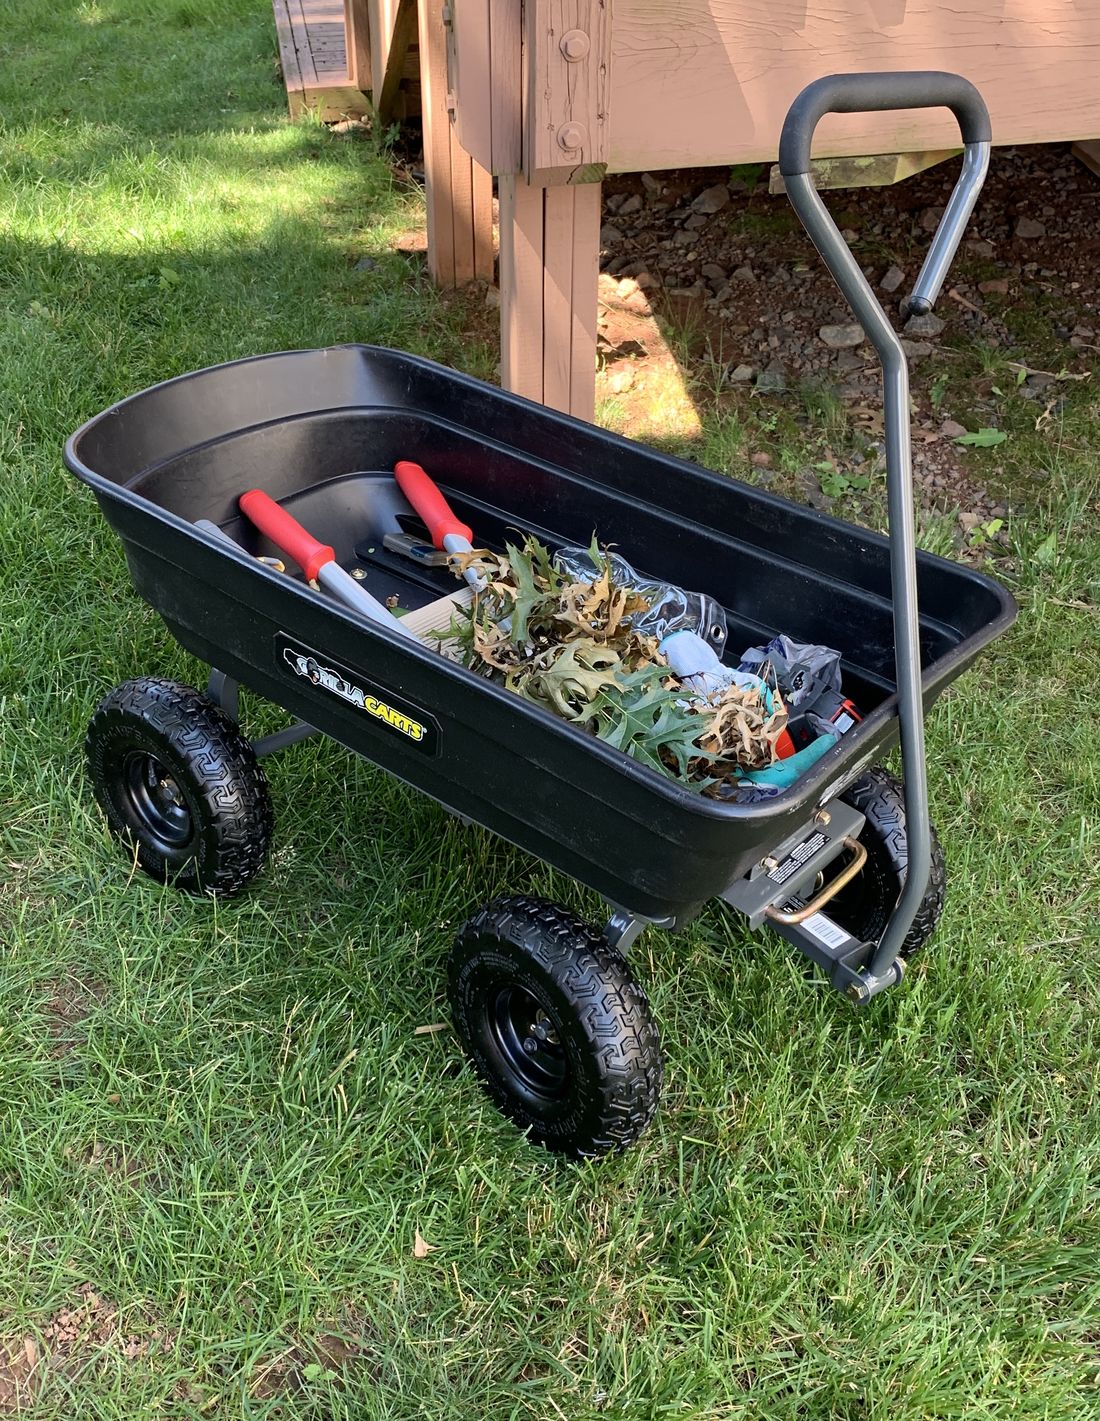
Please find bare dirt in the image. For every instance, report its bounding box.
[591,143,1099,535]
[0,1285,174,1413]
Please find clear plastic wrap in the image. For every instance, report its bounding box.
[553,547,728,650]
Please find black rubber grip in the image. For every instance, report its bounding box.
[779,71,991,177]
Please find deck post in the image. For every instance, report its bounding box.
[499,178,601,421]
[417,0,493,287]
[343,0,371,92]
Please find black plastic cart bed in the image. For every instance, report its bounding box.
[67,73,1015,1156]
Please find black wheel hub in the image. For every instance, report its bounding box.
[122,751,194,853]
[488,985,568,1099]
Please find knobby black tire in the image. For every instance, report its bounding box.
[85,678,274,896]
[830,765,947,956]
[448,896,663,1158]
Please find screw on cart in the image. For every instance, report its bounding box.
[69,73,1014,1158]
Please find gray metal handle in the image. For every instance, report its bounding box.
[779,73,991,984]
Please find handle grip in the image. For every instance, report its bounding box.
[778,71,991,178]
[394,460,473,550]
[239,489,334,583]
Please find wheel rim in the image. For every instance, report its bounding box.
[121,752,194,853]
[487,984,569,1099]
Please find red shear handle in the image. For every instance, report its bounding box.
[239,489,334,583]
[394,460,473,549]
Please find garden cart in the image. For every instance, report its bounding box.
[67,73,1015,1157]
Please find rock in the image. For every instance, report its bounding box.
[684,212,709,231]
[732,265,756,282]
[900,339,933,358]
[355,256,378,271]
[904,311,945,337]
[635,270,660,290]
[604,192,626,214]
[729,363,756,383]
[959,511,982,532]
[1015,216,1046,239]
[920,206,944,232]
[641,172,661,195]
[819,323,865,350]
[836,350,864,371]
[608,366,636,395]
[940,419,967,438]
[700,262,727,282]
[484,285,501,309]
[979,278,1010,295]
[1025,370,1055,392]
[751,451,773,469]
[880,264,905,293]
[966,239,994,258]
[692,183,731,215]
[755,361,787,394]
[619,194,643,216]
[673,229,696,247]
[600,224,623,246]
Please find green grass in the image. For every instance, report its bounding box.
[2,2,1099,1417]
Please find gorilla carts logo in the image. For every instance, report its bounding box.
[278,638,438,753]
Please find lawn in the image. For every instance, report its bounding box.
[1,1,1098,1417]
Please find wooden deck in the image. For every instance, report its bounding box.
[273,0,421,121]
[273,0,370,119]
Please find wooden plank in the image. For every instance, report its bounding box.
[449,122,478,285]
[1072,140,1100,178]
[610,0,1100,172]
[274,0,373,117]
[489,0,522,175]
[344,0,371,90]
[449,0,492,168]
[401,585,474,641]
[376,0,417,122]
[568,181,600,421]
[499,176,546,405]
[273,0,305,114]
[768,148,960,195]
[524,0,612,184]
[288,0,320,90]
[471,157,494,281]
[542,187,576,412]
[418,0,456,285]
[367,0,394,100]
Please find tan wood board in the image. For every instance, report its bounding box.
[376,0,417,121]
[344,0,371,90]
[609,0,1100,171]
[401,585,474,648]
[525,0,612,182]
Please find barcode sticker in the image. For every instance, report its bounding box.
[799,913,852,950]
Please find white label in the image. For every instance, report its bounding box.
[799,912,852,950]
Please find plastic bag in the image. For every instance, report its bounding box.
[553,546,728,650]
[737,634,842,711]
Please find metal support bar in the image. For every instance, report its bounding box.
[252,722,320,758]
[780,76,990,996]
[208,669,239,722]
[783,174,954,983]
[206,668,317,758]
[721,799,865,929]
[768,913,904,1002]
[604,909,647,954]
[907,143,990,315]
